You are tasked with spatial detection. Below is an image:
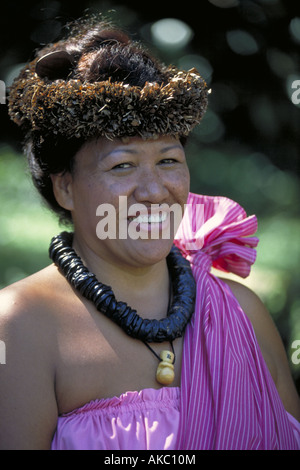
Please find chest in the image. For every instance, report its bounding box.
[54,302,183,414]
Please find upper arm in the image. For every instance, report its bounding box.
[223,279,300,422]
[0,288,58,449]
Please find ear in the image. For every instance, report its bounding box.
[50,172,74,211]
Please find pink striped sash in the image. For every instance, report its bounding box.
[174,193,299,449]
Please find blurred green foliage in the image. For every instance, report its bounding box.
[0,146,60,286]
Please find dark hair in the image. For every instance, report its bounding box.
[26,19,168,225]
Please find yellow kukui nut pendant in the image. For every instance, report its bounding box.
[156,350,175,385]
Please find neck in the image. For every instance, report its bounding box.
[72,235,170,320]
[49,231,196,343]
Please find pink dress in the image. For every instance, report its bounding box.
[51,193,300,450]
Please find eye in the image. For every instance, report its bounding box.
[111,162,133,170]
[158,158,178,165]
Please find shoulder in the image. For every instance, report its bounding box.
[0,265,61,340]
[222,278,300,421]
[222,280,280,375]
[0,266,62,449]
[0,263,71,372]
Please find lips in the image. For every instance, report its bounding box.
[114,200,183,240]
[128,211,168,224]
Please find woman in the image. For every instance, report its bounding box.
[1,17,299,450]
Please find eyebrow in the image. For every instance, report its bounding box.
[160,144,183,153]
[101,143,183,161]
[102,148,137,160]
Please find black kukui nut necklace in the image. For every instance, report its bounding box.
[49,231,196,385]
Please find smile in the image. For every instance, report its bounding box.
[129,212,168,224]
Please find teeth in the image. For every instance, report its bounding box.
[130,212,168,224]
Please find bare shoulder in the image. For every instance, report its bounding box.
[0,264,62,345]
[222,278,300,421]
[0,265,61,449]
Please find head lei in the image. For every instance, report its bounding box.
[8,19,209,142]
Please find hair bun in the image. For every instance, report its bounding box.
[35,50,75,79]
[78,28,130,53]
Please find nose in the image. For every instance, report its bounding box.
[134,167,169,204]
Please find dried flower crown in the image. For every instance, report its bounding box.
[8,50,209,141]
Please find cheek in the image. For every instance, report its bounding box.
[171,168,190,201]
[71,178,102,223]
[72,178,123,220]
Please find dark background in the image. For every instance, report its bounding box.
[0,0,300,390]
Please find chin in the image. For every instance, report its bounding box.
[125,238,174,267]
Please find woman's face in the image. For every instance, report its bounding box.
[54,135,190,268]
